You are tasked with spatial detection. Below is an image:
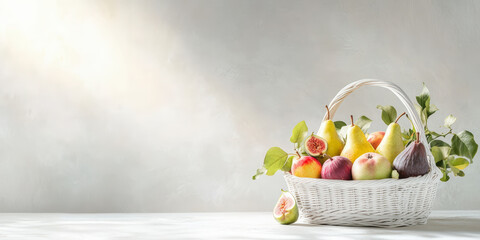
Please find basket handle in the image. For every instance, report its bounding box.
[320,79,440,174]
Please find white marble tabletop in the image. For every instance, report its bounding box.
[0,211,478,239]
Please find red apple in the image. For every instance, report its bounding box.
[321,156,352,180]
[352,152,392,180]
[367,131,385,149]
[291,156,322,178]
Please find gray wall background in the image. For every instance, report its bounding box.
[0,0,479,212]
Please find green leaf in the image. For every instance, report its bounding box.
[431,146,451,163]
[441,174,450,182]
[414,104,422,116]
[427,104,438,117]
[440,168,450,182]
[263,147,289,176]
[402,115,417,146]
[281,156,295,172]
[416,83,430,109]
[450,165,462,176]
[415,83,436,119]
[449,157,469,170]
[294,133,308,151]
[451,131,478,161]
[426,134,433,144]
[252,167,266,180]
[447,157,466,177]
[436,160,444,167]
[376,105,397,125]
[421,108,428,126]
[290,121,308,144]
[355,116,372,133]
[402,129,413,139]
[338,125,349,142]
[415,104,427,126]
[444,114,456,128]
[402,129,415,146]
[429,131,442,138]
[298,142,307,155]
[430,139,451,148]
[334,121,347,131]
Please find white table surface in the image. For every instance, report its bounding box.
[0,211,479,239]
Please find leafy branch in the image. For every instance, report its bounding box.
[252,121,308,180]
[377,83,478,181]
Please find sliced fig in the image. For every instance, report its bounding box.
[393,132,430,178]
[304,133,328,157]
[273,190,298,225]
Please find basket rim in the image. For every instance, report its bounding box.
[284,171,436,187]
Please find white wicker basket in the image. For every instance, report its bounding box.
[284,79,442,227]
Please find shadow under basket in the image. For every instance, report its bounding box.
[284,79,442,227]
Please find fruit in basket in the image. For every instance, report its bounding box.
[291,155,322,178]
[273,190,299,225]
[317,106,344,161]
[376,112,406,163]
[340,115,375,163]
[321,156,352,180]
[393,132,430,178]
[391,169,399,179]
[304,133,328,157]
[367,131,385,149]
[352,152,392,180]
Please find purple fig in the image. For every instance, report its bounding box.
[321,156,352,180]
[393,132,430,178]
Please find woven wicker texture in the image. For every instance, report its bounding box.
[285,79,442,227]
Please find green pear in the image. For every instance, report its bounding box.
[376,112,406,163]
[340,115,375,163]
[317,106,344,163]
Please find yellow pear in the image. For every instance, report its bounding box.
[340,115,375,163]
[317,106,344,163]
[376,112,406,163]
